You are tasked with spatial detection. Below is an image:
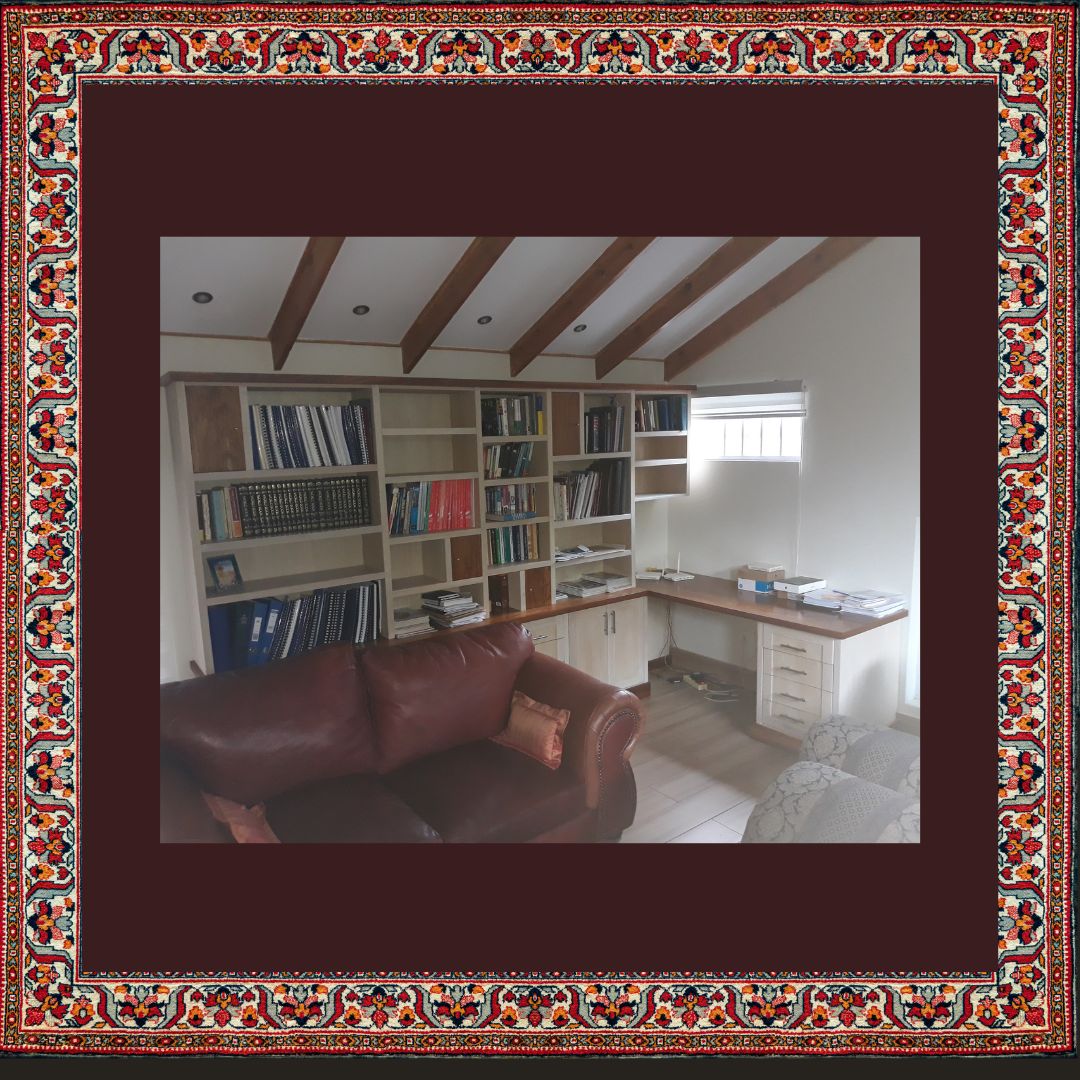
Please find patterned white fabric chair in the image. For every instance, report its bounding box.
[741,717,920,844]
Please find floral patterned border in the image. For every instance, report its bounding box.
[0,2,1074,1057]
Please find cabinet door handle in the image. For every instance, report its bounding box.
[611,609,616,635]
[603,611,609,635]
[778,692,806,702]
[778,643,808,653]
[778,666,807,675]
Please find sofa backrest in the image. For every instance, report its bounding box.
[160,642,376,805]
[360,621,535,774]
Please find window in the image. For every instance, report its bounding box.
[690,383,805,462]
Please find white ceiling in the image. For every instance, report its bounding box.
[160,236,833,362]
[160,237,309,337]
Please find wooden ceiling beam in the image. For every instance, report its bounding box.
[400,236,515,374]
[663,237,874,381]
[593,236,779,380]
[510,236,656,377]
[269,236,345,371]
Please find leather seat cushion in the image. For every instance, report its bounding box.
[361,622,535,774]
[383,740,586,843]
[264,773,441,844]
[161,643,377,806]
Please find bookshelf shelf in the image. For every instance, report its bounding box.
[194,463,379,483]
[202,524,382,554]
[554,514,631,527]
[165,377,690,667]
[382,427,476,437]
[384,470,479,484]
[388,527,481,544]
[206,566,385,607]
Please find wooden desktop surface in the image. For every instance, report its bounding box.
[383,572,906,646]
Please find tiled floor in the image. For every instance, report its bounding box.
[620,667,796,844]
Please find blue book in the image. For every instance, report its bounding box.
[246,601,268,666]
[249,411,261,470]
[208,607,234,673]
[269,406,295,469]
[254,598,283,665]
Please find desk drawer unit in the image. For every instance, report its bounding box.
[762,649,827,688]
[524,614,568,663]
[764,673,826,716]
[760,697,820,740]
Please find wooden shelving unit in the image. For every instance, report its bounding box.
[164,375,691,668]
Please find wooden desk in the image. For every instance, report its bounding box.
[642,574,908,639]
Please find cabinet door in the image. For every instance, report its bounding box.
[607,596,647,690]
[567,606,610,683]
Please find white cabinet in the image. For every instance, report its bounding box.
[567,596,647,690]
[754,621,902,740]
[522,614,568,663]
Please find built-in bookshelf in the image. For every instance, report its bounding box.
[164,376,690,670]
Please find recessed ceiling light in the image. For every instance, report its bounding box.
[573,324,587,333]
[477,315,493,325]
[352,304,370,316]
[192,291,213,304]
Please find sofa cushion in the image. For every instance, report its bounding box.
[361,622,535,774]
[264,773,441,844]
[383,739,586,843]
[492,690,570,770]
[202,792,281,844]
[161,643,377,805]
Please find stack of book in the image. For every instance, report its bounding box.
[393,606,434,638]
[558,577,609,598]
[554,543,629,563]
[553,460,628,520]
[249,401,373,469]
[801,589,848,610]
[488,523,542,566]
[584,403,625,452]
[483,442,534,480]
[484,483,538,521]
[635,395,687,433]
[197,476,372,542]
[421,590,488,629]
[386,479,474,536]
[208,580,381,672]
[481,393,546,437]
[581,570,632,593]
[838,589,907,618]
[737,564,784,594]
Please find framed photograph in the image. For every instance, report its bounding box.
[206,554,241,592]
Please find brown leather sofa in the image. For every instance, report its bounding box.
[160,621,642,844]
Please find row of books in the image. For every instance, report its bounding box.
[208,580,382,671]
[488,523,542,566]
[421,589,489,629]
[553,460,629,521]
[635,395,688,433]
[481,394,546,437]
[249,402,374,470]
[803,588,907,618]
[386,479,475,536]
[197,477,372,542]
[585,404,626,453]
[485,483,539,521]
[483,441,536,480]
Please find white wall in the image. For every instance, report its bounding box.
[664,237,920,711]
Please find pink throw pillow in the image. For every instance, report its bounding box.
[201,792,281,844]
[491,690,571,770]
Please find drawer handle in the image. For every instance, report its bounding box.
[777,644,808,653]
[778,666,807,675]
[778,692,806,702]
[775,713,804,724]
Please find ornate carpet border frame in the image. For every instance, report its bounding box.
[0,2,1074,1058]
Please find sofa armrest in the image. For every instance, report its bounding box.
[160,754,233,844]
[514,652,642,838]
